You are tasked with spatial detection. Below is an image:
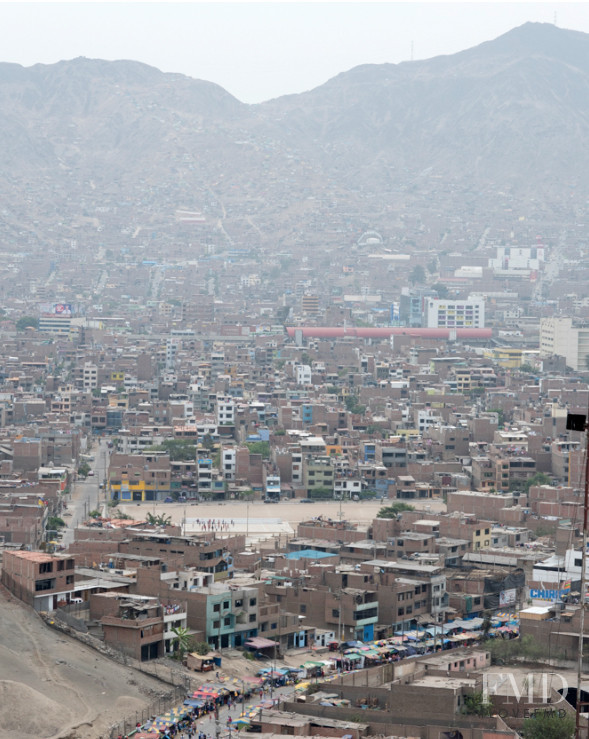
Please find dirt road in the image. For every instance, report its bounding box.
[121,498,446,536]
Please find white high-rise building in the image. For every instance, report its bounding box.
[423,297,485,329]
[540,317,589,371]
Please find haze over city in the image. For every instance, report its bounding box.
[1,2,588,102]
[2,7,589,739]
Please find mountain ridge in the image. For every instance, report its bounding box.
[1,22,589,250]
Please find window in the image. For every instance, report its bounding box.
[250,598,257,606]
[398,607,404,616]
[223,617,231,626]
[223,601,230,610]
[300,604,307,614]
[213,603,220,612]
[249,614,256,623]
[66,575,74,585]
[35,578,55,592]
[39,562,53,574]
[332,608,340,619]
[213,620,220,629]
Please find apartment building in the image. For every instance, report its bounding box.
[91,593,167,661]
[540,316,589,371]
[108,452,171,502]
[423,297,485,329]
[2,550,77,611]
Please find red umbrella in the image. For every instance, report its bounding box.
[193,688,219,699]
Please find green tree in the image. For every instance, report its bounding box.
[147,439,196,461]
[432,282,449,298]
[78,462,91,478]
[246,441,270,459]
[523,472,552,494]
[114,511,132,520]
[88,509,101,519]
[487,408,505,428]
[427,258,438,274]
[522,711,575,739]
[377,503,415,518]
[47,516,66,531]
[192,641,211,656]
[309,486,334,500]
[344,395,366,415]
[462,691,493,717]
[16,316,38,331]
[171,626,193,660]
[409,265,426,285]
[202,434,215,451]
[146,512,172,526]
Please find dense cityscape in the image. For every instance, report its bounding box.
[5,18,589,739]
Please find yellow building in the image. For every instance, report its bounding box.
[483,347,523,369]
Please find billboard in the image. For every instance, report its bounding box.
[499,588,517,606]
[38,302,74,316]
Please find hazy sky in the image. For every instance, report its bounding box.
[3,2,589,103]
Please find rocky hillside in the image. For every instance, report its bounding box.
[1,22,589,250]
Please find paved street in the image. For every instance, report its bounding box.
[61,439,109,548]
[188,683,297,739]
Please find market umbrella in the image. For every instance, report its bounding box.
[144,718,172,731]
[193,687,219,699]
[168,705,190,720]
[233,717,251,729]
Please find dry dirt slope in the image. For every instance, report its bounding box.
[0,585,166,739]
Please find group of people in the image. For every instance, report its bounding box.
[195,518,235,532]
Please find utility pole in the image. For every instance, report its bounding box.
[573,407,589,738]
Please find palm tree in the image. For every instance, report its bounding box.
[171,626,192,660]
[146,512,172,526]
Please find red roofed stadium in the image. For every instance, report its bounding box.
[286,327,492,340]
